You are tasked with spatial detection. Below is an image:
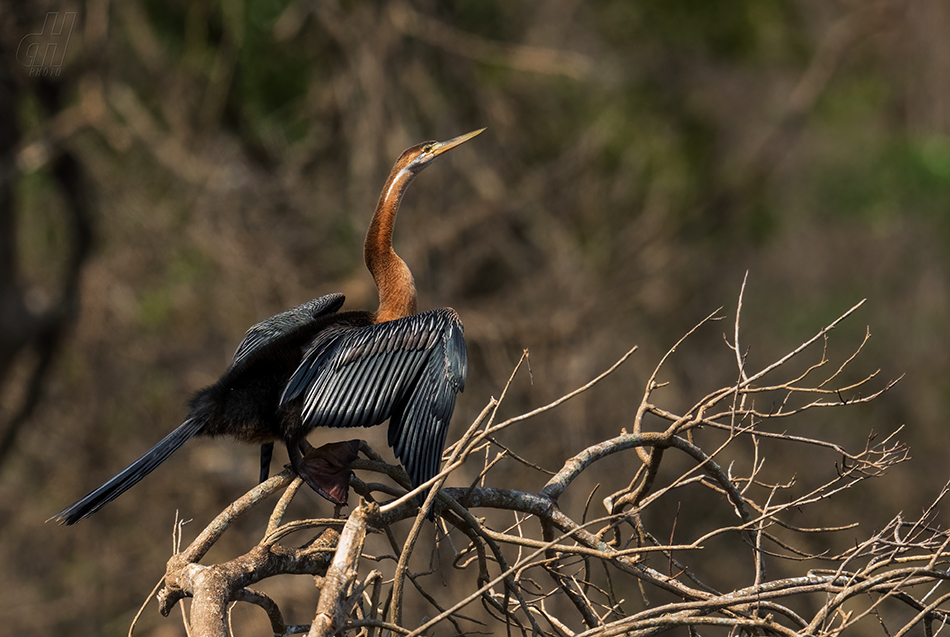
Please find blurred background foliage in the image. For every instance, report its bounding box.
[1,0,948,634]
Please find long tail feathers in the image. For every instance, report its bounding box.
[49,417,204,525]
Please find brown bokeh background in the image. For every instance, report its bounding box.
[1,1,948,634]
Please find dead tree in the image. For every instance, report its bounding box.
[147,282,950,637]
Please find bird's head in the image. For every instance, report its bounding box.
[397,128,486,176]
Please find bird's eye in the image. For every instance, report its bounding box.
[422,144,434,153]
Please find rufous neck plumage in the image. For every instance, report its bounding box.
[364,164,418,324]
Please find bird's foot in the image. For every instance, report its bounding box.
[293,439,361,505]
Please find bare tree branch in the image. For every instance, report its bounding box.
[141,287,946,637]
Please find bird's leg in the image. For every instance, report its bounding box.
[259,442,274,483]
[286,439,361,505]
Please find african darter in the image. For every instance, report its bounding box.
[51,128,483,525]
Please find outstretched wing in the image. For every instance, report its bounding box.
[281,308,467,489]
[388,312,466,488]
[230,293,346,371]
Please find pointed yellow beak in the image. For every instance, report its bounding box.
[428,128,487,157]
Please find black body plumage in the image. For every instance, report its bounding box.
[51,293,467,524]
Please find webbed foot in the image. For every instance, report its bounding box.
[288,439,361,505]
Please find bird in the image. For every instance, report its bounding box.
[50,128,483,525]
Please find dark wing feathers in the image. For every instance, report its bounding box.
[230,294,345,371]
[281,308,466,489]
[391,322,465,486]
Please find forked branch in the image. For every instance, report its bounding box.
[147,287,941,637]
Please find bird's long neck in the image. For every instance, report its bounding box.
[365,166,418,323]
